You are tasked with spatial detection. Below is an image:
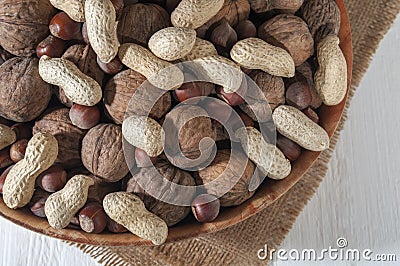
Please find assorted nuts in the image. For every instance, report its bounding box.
[0,0,347,243]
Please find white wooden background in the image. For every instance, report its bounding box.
[0,17,399,266]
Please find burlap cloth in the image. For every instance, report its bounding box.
[71,1,400,265]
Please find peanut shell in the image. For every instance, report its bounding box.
[0,125,17,151]
[49,0,85,22]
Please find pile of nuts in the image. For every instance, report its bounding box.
[0,0,347,245]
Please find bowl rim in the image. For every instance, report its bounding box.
[0,0,353,247]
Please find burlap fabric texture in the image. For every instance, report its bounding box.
[70,1,400,265]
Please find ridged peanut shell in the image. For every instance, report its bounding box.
[230,38,295,77]
[193,55,243,93]
[3,133,58,209]
[44,175,94,229]
[103,192,168,245]
[314,35,347,106]
[49,0,85,22]
[0,125,16,151]
[122,115,164,157]
[149,27,196,61]
[85,0,119,63]
[171,0,225,29]
[272,105,329,151]
[119,43,184,90]
[180,38,218,61]
[39,56,102,106]
[236,127,291,180]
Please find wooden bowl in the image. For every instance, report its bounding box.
[0,0,352,246]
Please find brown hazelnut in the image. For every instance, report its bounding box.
[285,81,312,110]
[210,19,238,49]
[10,139,28,163]
[173,72,214,103]
[36,165,67,192]
[276,135,302,162]
[0,148,13,169]
[11,123,32,140]
[81,23,90,44]
[302,107,320,124]
[96,56,123,75]
[29,189,50,218]
[235,20,257,40]
[216,77,247,106]
[78,202,107,233]
[296,62,322,109]
[49,12,82,41]
[135,148,158,168]
[107,217,127,233]
[69,104,101,130]
[36,35,66,58]
[111,0,124,19]
[0,165,13,194]
[205,0,250,28]
[191,194,220,223]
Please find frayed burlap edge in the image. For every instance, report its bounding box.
[68,1,400,265]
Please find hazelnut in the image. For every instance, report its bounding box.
[216,77,247,106]
[210,19,238,49]
[49,12,82,41]
[82,23,90,44]
[285,81,312,110]
[36,35,66,58]
[36,165,67,192]
[11,123,32,140]
[78,202,107,233]
[107,217,127,233]
[111,0,124,19]
[69,104,101,130]
[191,194,220,223]
[0,148,13,169]
[235,20,257,40]
[276,135,302,162]
[135,148,158,168]
[9,139,28,163]
[0,165,13,194]
[96,56,123,75]
[302,107,320,124]
[29,189,50,218]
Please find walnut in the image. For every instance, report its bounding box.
[33,108,85,169]
[81,124,129,182]
[125,160,196,226]
[0,57,52,122]
[0,0,56,56]
[164,105,217,169]
[117,4,171,46]
[205,0,250,28]
[300,0,341,43]
[0,47,13,66]
[258,14,314,66]
[104,70,171,124]
[240,70,285,122]
[195,149,257,207]
[248,0,303,14]
[56,45,105,107]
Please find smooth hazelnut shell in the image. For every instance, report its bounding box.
[276,135,302,162]
[36,35,66,58]
[49,12,82,41]
[191,194,220,223]
[0,165,13,194]
[0,148,13,169]
[69,104,101,130]
[10,123,32,140]
[97,56,123,75]
[79,202,107,234]
[107,217,128,233]
[36,165,67,192]
[285,82,312,110]
[10,139,28,163]
[135,148,158,168]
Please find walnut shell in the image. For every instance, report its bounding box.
[0,0,56,56]
[249,0,303,13]
[33,108,85,169]
[240,70,285,122]
[258,14,314,66]
[125,160,196,226]
[56,45,105,107]
[164,105,217,169]
[0,47,13,66]
[81,124,129,182]
[205,0,250,28]
[104,70,171,124]
[0,57,52,122]
[300,0,341,43]
[195,149,257,207]
[117,4,171,46]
